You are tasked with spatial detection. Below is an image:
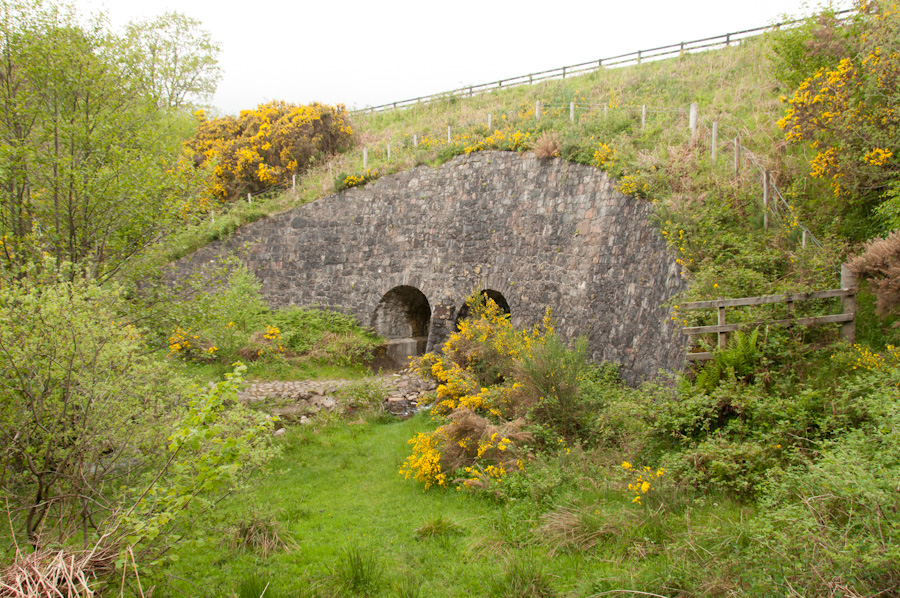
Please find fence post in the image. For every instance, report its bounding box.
[363,147,368,169]
[763,170,770,230]
[447,126,451,143]
[329,164,333,183]
[535,100,541,120]
[802,229,808,248]
[841,264,857,343]
[387,143,391,160]
[717,303,727,350]
[529,74,533,84]
[247,193,252,205]
[689,102,699,138]
[726,33,731,46]
[570,102,575,122]
[413,134,418,148]
[711,121,718,161]
[488,114,492,129]
[641,105,647,129]
[563,66,567,79]
[734,135,741,176]
[604,105,608,119]
[292,174,296,190]
[637,49,642,64]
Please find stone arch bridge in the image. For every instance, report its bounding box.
[174,151,686,383]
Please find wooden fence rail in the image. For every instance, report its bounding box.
[682,266,858,362]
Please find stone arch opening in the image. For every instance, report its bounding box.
[454,289,511,330]
[372,285,431,368]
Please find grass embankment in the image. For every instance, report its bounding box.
[166,36,792,263]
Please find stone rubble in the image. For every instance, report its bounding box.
[236,367,437,429]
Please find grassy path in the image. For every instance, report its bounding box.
[166,414,509,597]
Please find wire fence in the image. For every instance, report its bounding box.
[351,10,851,116]
[345,97,821,253]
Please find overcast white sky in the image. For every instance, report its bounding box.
[74,0,848,116]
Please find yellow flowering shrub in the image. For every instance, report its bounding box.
[185,102,354,201]
[399,408,530,491]
[399,431,448,490]
[775,1,900,227]
[592,143,616,169]
[621,462,665,505]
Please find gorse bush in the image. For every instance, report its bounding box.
[403,299,604,493]
[186,101,354,201]
[516,335,595,442]
[773,0,900,237]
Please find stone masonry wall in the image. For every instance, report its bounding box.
[173,151,687,383]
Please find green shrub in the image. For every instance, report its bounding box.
[517,335,595,442]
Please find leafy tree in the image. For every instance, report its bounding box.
[186,101,354,200]
[125,11,222,111]
[0,269,180,542]
[0,266,277,574]
[0,0,216,279]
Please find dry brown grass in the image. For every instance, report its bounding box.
[532,131,560,159]
[228,510,297,557]
[0,545,116,597]
[848,230,900,315]
[435,409,531,481]
[533,502,636,555]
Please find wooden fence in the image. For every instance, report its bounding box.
[682,266,858,362]
[352,11,851,116]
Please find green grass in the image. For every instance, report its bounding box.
[175,357,373,384]
[160,413,752,598]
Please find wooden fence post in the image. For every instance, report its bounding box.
[387,143,391,160]
[413,134,418,148]
[763,170,770,230]
[363,147,368,169]
[802,229,808,248]
[247,193,252,205]
[711,121,718,161]
[734,135,741,176]
[717,303,727,349]
[570,101,575,122]
[535,100,541,120]
[641,105,647,128]
[689,102,699,138]
[447,126,451,143]
[292,174,296,189]
[841,264,857,343]
[488,114,492,129]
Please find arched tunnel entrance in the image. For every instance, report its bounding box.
[372,285,431,369]
[454,289,511,330]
